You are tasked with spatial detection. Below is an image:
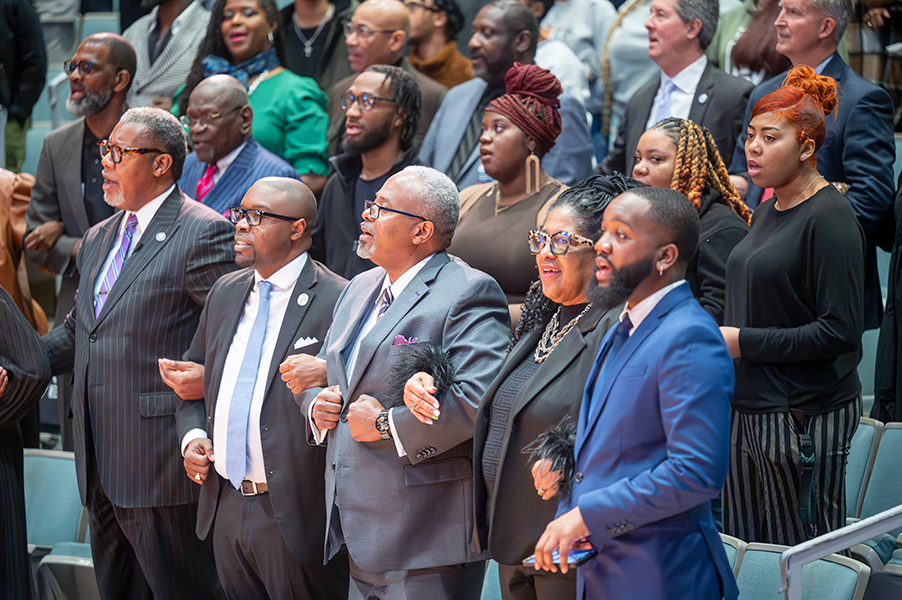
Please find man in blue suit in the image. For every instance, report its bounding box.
[534,186,738,600]
[179,75,297,215]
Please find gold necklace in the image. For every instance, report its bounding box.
[534,304,592,363]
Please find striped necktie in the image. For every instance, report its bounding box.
[196,164,218,203]
[94,214,138,318]
[376,287,393,320]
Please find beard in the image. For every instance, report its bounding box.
[586,254,655,312]
[356,222,375,259]
[103,186,125,208]
[341,118,393,156]
[67,84,113,117]
[140,0,168,9]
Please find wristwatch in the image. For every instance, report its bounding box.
[375,409,392,440]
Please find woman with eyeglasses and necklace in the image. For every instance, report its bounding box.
[632,117,750,326]
[448,63,566,317]
[177,0,330,194]
[470,174,642,600]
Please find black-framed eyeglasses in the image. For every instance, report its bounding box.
[229,206,302,226]
[343,22,397,39]
[365,200,427,221]
[98,141,166,164]
[527,229,595,255]
[179,105,244,130]
[340,92,397,112]
[405,1,441,11]
[64,60,97,76]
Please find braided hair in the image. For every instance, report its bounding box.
[650,117,751,224]
[486,63,562,156]
[512,173,644,347]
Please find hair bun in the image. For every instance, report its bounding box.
[504,62,562,109]
[783,64,837,115]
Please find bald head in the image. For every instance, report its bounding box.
[361,0,411,33]
[259,177,317,226]
[347,0,411,71]
[193,75,248,107]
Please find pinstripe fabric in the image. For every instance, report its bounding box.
[179,138,299,215]
[723,400,859,545]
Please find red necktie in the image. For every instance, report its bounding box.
[195,164,218,203]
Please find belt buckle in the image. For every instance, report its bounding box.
[240,480,259,496]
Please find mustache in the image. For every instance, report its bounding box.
[361,222,374,235]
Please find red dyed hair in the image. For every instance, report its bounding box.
[751,65,838,160]
[485,62,562,155]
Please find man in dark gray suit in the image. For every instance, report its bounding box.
[160,178,350,598]
[43,107,236,600]
[300,165,511,599]
[599,0,752,176]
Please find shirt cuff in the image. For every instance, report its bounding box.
[388,408,407,457]
[308,399,328,445]
[181,429,207,456]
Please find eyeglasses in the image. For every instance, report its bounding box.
[343,22,397,39]
[64,60,97,76]
[365,200,426,221]
[527,229,595,255]
[179,105,244,130]
[340,92,396,112]
[405,1,441,11]
[98,141,166,163]
[229,206,301,226]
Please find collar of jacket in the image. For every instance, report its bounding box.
[328,145,420,190]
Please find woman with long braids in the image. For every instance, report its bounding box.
[632,117,750,324]
[720,66,864,546]
[448,63,566,311]
[471,174,642,600]
[177,0,330,193]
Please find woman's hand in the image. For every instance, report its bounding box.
[403,372,441,425]
[719,326,741,359]
[531,458,563,500]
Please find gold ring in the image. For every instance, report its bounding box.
[195,472,202,481]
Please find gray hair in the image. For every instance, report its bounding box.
[674,0,718,50]
[399,166,460,247]
[119,107,187,180]
[810,0,853,42]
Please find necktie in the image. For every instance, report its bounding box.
[652,80,676,126]
[376,287,393,320]
[94,214,138,318]
[225,280,273,488]
[447,88,502,182]
[589,314,634,408]
[196,164,218,203]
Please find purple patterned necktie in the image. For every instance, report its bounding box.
[95,214,138,318]
[376,287,393,320]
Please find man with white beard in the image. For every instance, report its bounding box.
[24,33,136,450]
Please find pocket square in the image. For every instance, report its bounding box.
[393,335,418,345]
[294,336,318,349]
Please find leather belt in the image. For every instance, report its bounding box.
[236,479,268,496]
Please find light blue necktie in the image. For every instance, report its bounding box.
[652,80,676,126]
[226,280,272,488]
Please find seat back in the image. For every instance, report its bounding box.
[480,560,502,600]
[860,423,902,536]
[78,12,120,40]
[720,533,747,577]
[846,417,884,519]
[37,544,100,600]
[736,543,870,600]
[23,450,84,551]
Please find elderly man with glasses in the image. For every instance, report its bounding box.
[178,75,297,216]
[299,164,510,600]
[310,65,423,280]
[42,106,237,600]
[325,0,446,157]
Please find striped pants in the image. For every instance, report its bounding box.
[723,399,859,545]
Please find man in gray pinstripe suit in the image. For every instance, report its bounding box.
[43,107,237,600]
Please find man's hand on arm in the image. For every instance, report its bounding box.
[534,507,591,574]
[24,221,65,253]
[347,393,384,442]
[311,385,343,431]
[184,437,215,485]
[158,358,205,400]
[279,354,327,394]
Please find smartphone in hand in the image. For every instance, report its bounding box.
[522,547,598,568]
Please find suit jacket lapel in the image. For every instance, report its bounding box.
[93,189,182,326]
[688,63,715,125]
[61,120,91,234]
[84,213,126,322]
[203,141,257,213]
[207,272,255,420]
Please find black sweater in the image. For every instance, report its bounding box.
[723,185,865,414]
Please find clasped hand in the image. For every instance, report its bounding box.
[403,371,441,425]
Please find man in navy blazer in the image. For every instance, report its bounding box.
[727,0,894,330]
[534,187,737,600]
[178,76,298,216]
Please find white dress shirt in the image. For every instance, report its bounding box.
[619,279,686,335]
[92,184,173,304]
[181,252,308,484]
[211,141,248,185]
[646,55,708,131]
[309,253,436,457]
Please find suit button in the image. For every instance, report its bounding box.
[340,414,348,423]
[89,334,97,343]
[331,462,335,471]
[575,472,584,483]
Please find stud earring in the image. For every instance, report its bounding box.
[658,265,664,276]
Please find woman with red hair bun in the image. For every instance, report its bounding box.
[720,65,865,546]
[448,63,566,317]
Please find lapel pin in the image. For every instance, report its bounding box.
[155,232,166,242]
[298,293,309,306]
[697,93,708,104]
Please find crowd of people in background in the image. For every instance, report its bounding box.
[2,0,902,598]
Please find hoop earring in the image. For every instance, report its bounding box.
[525,149,540,195]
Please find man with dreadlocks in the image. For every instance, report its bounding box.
[310,65,422,280]
[632,117,750,325]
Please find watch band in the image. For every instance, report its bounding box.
[375,408,392,440]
